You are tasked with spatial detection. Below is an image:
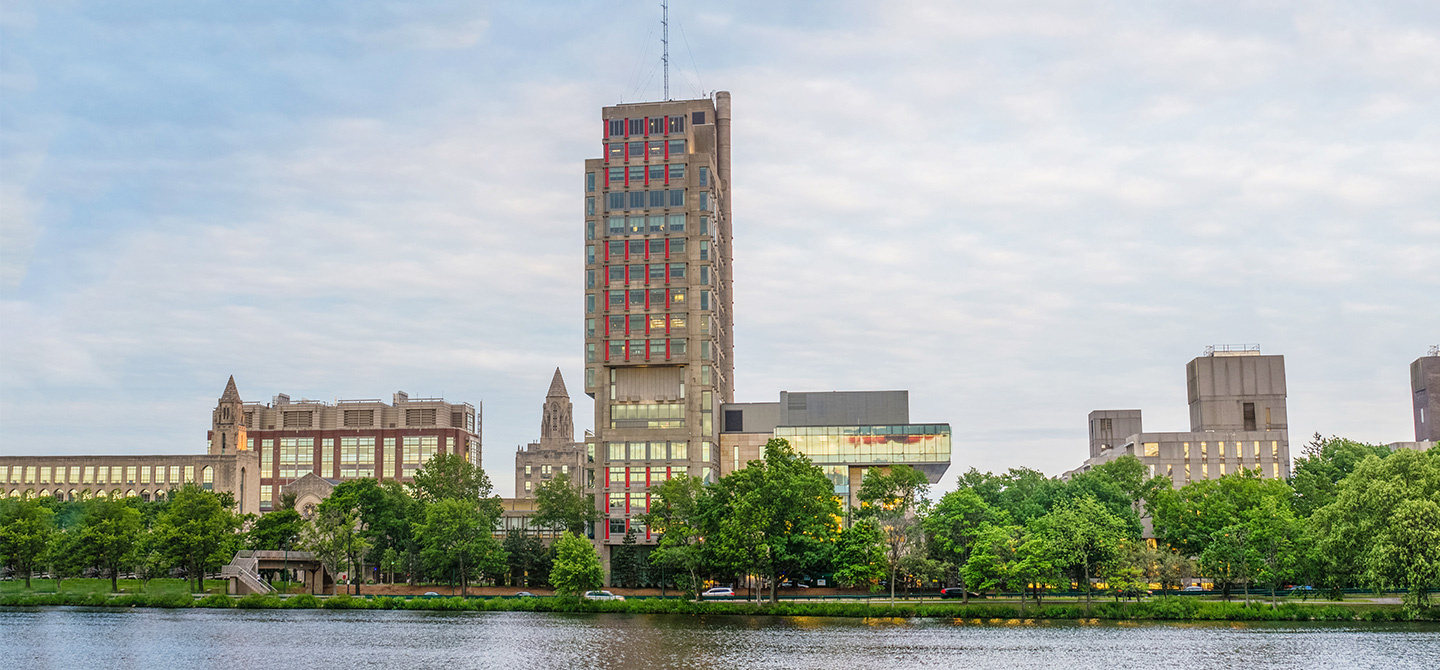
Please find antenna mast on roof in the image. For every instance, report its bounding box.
[662,0,670,100]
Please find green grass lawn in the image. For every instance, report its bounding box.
[0,578,226,596]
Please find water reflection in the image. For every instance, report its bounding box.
[1,609,1437,670]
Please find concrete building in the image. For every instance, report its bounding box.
[1,452,261,514]
[1075,345,1291,487]
[719,391,952,518]
[1412,347,1440,443]
[515,369,586,498]
[583,94,734,553]
[211,377,481,512]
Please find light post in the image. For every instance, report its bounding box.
[282,540,289,594]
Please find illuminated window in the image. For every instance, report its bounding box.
[260,484,273,510]
[1202,463,1209,478]
[1143,443,1159,458]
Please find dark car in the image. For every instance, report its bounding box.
[939,588,981,599]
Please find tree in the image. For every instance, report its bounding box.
[717,439,842,603]
[923,488,1003,604]
[857,465,931,603]
[550,531,603,597]
[962,524,1021,599]
[1011,526,1062,609]
[416,498,506,596]
[1310,447,1440,601]
[301,499,369,595]
[533,472,597,537]
[0,497,55,589]
[1245,495,1302,606]
[503,529,550,588]
[1150,470,1292,559]
[832,518,886,591]
[247,507,303,551]
[1290,434,1392,517]
[1200,524,1254,603]
[642,474,708,599]
[76,498,144,592]
[151,485,243,593]
[1035,495,1131,614]
[409,453,495,504]
[611,526,648,588]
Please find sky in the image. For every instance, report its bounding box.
[2,0,1437,497]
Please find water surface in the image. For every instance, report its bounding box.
[3,608,1437,669]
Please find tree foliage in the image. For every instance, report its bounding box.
[550,531,603,597]
[533,472,597,537]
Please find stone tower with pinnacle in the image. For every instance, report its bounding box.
[210,375,248,455]
[540,368,574,447]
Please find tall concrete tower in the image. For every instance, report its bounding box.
[582,93,733,563]
[1413,349,1440,442]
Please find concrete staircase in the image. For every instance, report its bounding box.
[222,550,276,595]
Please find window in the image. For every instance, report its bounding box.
[524,481,532,492]
[629,468,646,486]
[650,339,665,358]
[628,165,645,182]
[700,192,710,211]
[609,492,624,509]
[260,485,273,510]
[628,141,643,159]
[608,167,624,182]
[670,189,686,207]
[700,266,710,285]
[542,464,553,477]
[608,443,625,460]
[648,142,664,159]
[630,492,648,513]
[669,139,686,155]
[649,239,665,256]
[586,219,595,240]
[629,264,643,283]
[586,172,596,192]
[649,164,665,180]
[608,266,624,283]
[608,119,624,136]
[699,240,709,260]
[649,264,665,281]
[1143,443,1159,457]
[649,190,666,207]
[586,245,596,265]
[669,164,685,179]
[671,442,688,460]
[1243,403,1256,431]
[700,216,709,234]
[701,290,711,310]
[586,294,596,313]
[699,166,709,186]
[586,269,596,289]
[608,144,623,161]
[606,193,625,211]
[668,115,685,133]
[670,238,686,255]
[628,191,646,208]
[586,343,596,362]
[670,263,686,280]
[609,518,626,534]
[647,215,664,233]
[649,314,666,331]
[701,364,710,385]
[671,338,688,357]
[629,441,647,460]
[585,197,595,216]
[629,119,643,135]
[648,117,664,134]
[670,288,686,305]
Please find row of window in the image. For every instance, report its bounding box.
[604,440,708,461]
[590,289,713,313]
[258,435,442,480]
[590,214,715,239]
[1172,462,1284,481]
[3,464,213,486]
[598,338,692,364]
[604,114,697,139]
[522,464,571,478]
[6,488,199,502]
[605,189,687,211]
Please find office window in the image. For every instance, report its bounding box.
[609,518,626,534]
[699,166,709,186]
[668,115,685,133]
[586,245,596,265]
[650,339,665,358]
[649,190,666,207]
[629,119,643,135]
[668,214,686,232]
[669,189,686,207]
[700,192,710,211]
[1253,441,1261,460]
[1272,463,1280,479]
[648,117,664,134]
[670,288,686,305]
[649,164,665,180]
[586,343,596,363]
[608,143,624,161]
[629,468,645,486]
[649,264,665,281]
[606,193,625,210]
[586,172,596,192]
[608,167,624,182]
[648,142,664,159]
[648,238,665,256]
[671,338,688,357]
[702,364,711,385]
[670,238,686,255]
[628,165,645,182]
[609,492,624,510]
[630,492,648,513]
[669,139,686,155]
[670,263,686,280]
[700,266,710,285]
[701,290,711,310]
[629,442,647,460]
[1202,463,1209,478]
[628,140,643,157]
[609,119,624,136]
[1218,442,1226,459]
[524,481,532,492]
[669,164,685,179]
[260,485,273,510]
[1271,441,1279,458]
[586,294,597,313]
[699,216,709,234]
[699,240,708,260]
[628,191,646,208]
[671,442,688,460]
[1200,442,1208,458]
[587,219,596,240]
[1143,443,1159,457]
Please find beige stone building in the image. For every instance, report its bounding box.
[515,369,586,498]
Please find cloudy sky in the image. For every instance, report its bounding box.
[2,1,1436,496]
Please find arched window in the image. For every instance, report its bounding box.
[7,489,18,498]
[140,490,150,502]
[202,466,214,490]
[38,489,51,497]
[125,489,136,498]
[69,489,78,501]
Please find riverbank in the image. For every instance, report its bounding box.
[3,591,1436,622]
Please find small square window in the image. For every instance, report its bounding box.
[691,111,705,125]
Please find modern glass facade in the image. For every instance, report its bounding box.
[774,424,952,465]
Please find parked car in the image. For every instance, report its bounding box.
[701,587,735,599]
[1286,585,1316,596]
[780,581,810,589]
[939,588,982,599]
[583,590,625,601]
[514,591,536,597]
[1181,585,1206,593]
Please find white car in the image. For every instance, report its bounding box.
[583,590,625,601]
[701,587,735,598]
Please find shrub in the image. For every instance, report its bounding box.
[196,594,234,608]
[236,594,284,609]
[283,594,321,609]
[322,594,370,610]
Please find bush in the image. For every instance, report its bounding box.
[322,594,370,610]
[195,594,234,608]
[283,594,321,609]
[236,594,284,609]
[372,597,404,610]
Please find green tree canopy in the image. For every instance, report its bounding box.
[75,497,143,592]
[247,507,303,551]
[1034,494,1132,614]
[642,474,708,599]
[1291,433,1392,517]
[550,531,604,597]
[0,497,55,589]
[923,487,1004,603]
[832,517,886,591]
[151,485,243,592]
[416,497,507,596]
[533,472,597,537]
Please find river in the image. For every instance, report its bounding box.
[2,608,1437,669]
